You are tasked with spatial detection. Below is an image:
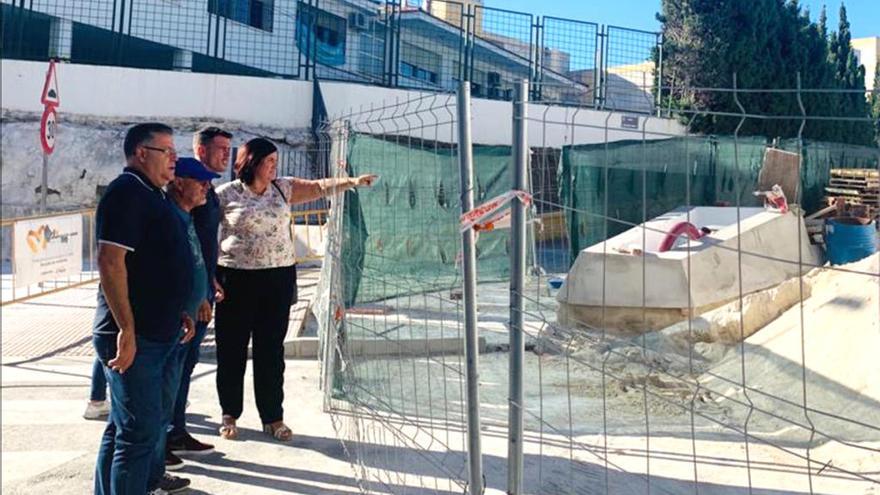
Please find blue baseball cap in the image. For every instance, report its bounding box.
[175,157,220,181]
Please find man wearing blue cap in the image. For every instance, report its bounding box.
[146,157,220,494]
[165,127,231,468]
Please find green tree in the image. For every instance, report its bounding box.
[657,0,873,145]
[817,4,827,39]
[827,4,875,145]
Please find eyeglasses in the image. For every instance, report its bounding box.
[142,145,178,157]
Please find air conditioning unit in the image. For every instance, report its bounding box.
[349,12,368,30]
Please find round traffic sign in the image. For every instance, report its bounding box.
[40,106,57,155]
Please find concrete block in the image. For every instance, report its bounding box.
[558,207,823,311]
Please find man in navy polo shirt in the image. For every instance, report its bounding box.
[165,127,232,466]
[92,123,195,495]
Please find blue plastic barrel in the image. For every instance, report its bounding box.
[826,219,878,265]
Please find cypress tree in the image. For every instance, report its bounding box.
[658,0,873,145]
[827,4,874,145]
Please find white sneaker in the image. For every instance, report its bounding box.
[83,400,110,420]
[147,488,168,495]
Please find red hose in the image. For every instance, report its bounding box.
[657,222,705,252]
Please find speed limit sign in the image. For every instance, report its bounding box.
[40,106,57,155]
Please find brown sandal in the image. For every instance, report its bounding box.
[219,415,239,440]
[263,421,293,442]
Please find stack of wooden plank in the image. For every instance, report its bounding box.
[824,168,879,210]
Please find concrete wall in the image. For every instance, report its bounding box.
[320,80,685,147]
[0,61,312,216]
[1,60,684,215]
[3,58,683,148]
[0,114,311,215]
[1,60,312,128]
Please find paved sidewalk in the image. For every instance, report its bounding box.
[0,267,320,360]
[1,355,364,494]
[0,265,375,494]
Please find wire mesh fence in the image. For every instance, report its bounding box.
[302,0,389,84]
[537,17,599,107]
[396,0,465,93]
[1,0,301,77]
[1,0,661,110]
[316,92,475,493]
[602,26,661,114]
[469,5,533,101]
[517,82,879,495]
[317,80,880,494]
[279,147,330,213]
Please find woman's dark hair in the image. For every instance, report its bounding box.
[235,137,277,185]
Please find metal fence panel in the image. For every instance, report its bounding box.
[1,1,665,114]
[2,0,300,78]
[395,0,465,93]
[538,16,599,106]
[603,25,659,114]
[211,1,300,78]
[300,0,388,84]
[470,5,532,101]
[319,93,475,494]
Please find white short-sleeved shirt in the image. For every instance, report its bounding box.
[216,178,296,270]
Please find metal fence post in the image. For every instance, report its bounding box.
[41,153,48,213]
[508,79,528,495]
[656,32,664,117]
[465,4,475,85]
[383,1,395,86]
[594,26,605,109]
[457,81,484,495]
[532,18,543,102]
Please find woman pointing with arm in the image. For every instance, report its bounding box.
[214,137,375,441]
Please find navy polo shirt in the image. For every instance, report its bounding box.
[92,167,194,343]
[191,185,220,302]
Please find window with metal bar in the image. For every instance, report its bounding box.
[209,0,274,32]
[296,2,347,66]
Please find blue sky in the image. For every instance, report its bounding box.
[483,0,878,39]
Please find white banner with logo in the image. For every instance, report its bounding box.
[13,213,83,288]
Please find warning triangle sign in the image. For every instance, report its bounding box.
[41,61,60,107]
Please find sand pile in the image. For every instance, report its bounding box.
[703,252,879,443]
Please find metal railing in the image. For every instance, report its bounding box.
[0,206,330,305]
[1,0,661,113]
[291,208,328,264]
